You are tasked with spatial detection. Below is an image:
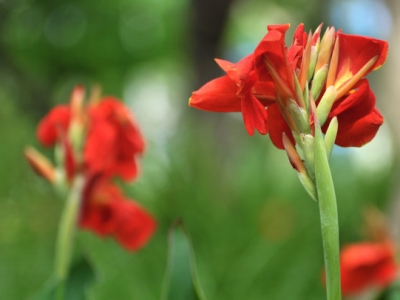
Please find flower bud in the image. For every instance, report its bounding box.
[315,27,335,72]
[24,146,56,182]
[283,133,317,201]
[311,64,329,100]
[316,86,337,126]
[300,133,315,180]
[308,46,318,81]
[287,99,310,134]
[324,117,338,158]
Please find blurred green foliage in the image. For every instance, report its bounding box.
[0,0,395,299]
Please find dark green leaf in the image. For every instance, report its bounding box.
[161,220,206,300]
[32,254,96,300]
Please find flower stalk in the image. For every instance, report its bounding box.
[314,118,341,300]
[54,174,85,300]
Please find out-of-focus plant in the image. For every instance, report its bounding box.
[190,23,388,299]
[337,207,398,299]
[25,86,156,298]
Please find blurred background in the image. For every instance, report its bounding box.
[0,0,398,299]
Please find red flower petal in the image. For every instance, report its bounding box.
[37,105,71,146]
[334,108,383,147]
[334,33,388,89]
[254,29,296,99]
[190,75,241,112]
[114,201,157,251]
[215,54,254,84]
[79,176,156,251]
[241,94,268,135]
[84,121,118,176]
[80,178,123,235]
[267,103,294,149]
[325,80,384,147]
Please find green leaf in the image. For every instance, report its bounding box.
[161,220,206,300]
[377,281,400,300]
[32,254,97,300]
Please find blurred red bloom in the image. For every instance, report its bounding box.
[80,175,156,251]
[37,95,145,181]
[31,86,156,251]
[340,242,397,296]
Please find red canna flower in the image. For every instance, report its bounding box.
[190,23,388,150]
[339,242,398,296]
[79,175,156,251]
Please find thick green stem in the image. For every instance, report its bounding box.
[54,175,85,300]
[314,122,341,300]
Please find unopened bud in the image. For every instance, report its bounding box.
[282,133,317,201]
[300,133,315,180]
[298,171,318,202]
[308,46,318,81]
[294,74,306,109]
[311,64,329,100]
[316,86,337,126]
[324,117,338,158]
[315,27,336,72]
[288,99,310,134]
[24,146,56,182]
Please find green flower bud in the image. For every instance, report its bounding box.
[316,86,337,126]
[288,99,310,134]
[324,117,338,159]
[311,64,329,100]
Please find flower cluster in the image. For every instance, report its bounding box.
[25,86,156,251]
[190,23,388,200]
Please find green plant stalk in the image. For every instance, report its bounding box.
[54,175,85,300]
[314,121,341,300]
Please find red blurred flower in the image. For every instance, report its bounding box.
[340,242,397,296]
[80,175,156,251]
[36,93,145,181]
[31,86,156,251]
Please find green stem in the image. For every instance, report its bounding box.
[54,175,85,300]
[314,122,341,300]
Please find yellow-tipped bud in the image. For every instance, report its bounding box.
[315,27,336,72]
[316,86,337,126]
[24,146,56,182]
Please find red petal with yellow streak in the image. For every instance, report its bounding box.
[334,33,388,87]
